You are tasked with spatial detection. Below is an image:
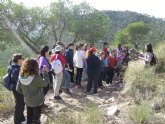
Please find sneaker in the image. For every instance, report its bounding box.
[93,93,99,96]
[54,95,62,100]
[109,84,112,87]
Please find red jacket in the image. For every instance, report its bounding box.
[108,56,117,69]
[50,54,66,67]
[103,48,109,58]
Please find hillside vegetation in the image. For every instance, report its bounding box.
[104,11,165,44]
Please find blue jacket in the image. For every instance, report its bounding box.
[87,54,101,76]
[8,64,20,89]
[66,49,74,67]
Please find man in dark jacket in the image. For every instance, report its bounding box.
[66,43,74,83]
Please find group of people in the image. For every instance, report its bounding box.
[6,41,156,124]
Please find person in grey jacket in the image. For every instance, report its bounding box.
[17,58,49,124]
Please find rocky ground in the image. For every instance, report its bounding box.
[0,78,137,124]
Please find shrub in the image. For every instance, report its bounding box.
[130,101,152,124]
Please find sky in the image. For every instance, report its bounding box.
[12,0,165,19]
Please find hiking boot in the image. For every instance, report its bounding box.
[54,95,62,100]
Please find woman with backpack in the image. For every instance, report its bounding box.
[73,44,86,88]
[139,43,157,66]
[105,49,117,87]
[17,58,49,124]
[7,53,25,124]
[50,45,66,100]
[86,47,101,95]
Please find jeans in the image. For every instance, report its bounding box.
[13,89,25,124]
[86,74,99,94]
[63,69,71,89]
[106,68,115,84]
[75,68,83,85]
[53,72,63,96]
[27,105,41,124]
[98,69,104,87]
[67,65,74,83]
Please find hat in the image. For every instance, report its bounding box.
[54,45,62,52]
[89,47,97,52]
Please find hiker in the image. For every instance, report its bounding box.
[86,47,101,95]
[82,43,90,81]
[122,46,130,66]
[7,54,25,124]
[73,44,86,88]
[105,49,117,86]
[66,43,75,84]
[98,51,105,89]
[50,45,66,100]
[139,43,157,66]
[17,58,49,124]
[38,46,52,96]
[102,42,109,58]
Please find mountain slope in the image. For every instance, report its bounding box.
[103,10,165,43]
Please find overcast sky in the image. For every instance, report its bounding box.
[12,0,165,19]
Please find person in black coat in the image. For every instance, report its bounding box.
[86,47,101,95]
[66,43,74,83]
[8,53,25,124]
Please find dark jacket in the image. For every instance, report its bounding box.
[87,54,101,76]
[66,49,74,67]
[8,64,20,89]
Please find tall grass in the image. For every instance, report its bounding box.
[46,105,103,124]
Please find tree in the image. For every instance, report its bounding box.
[114,21,150,49]
[69,2,110,43]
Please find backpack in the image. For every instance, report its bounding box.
[150,53,157,66]
[51,55,63,74]
[3,69,14,91]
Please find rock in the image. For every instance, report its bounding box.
[102,105,119,116]
[57,106,69,112]
[151,103,161,112]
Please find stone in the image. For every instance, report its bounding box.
[151,103,161,112]
[102,105,119,116]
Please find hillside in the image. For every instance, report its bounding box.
[103,10,165,43]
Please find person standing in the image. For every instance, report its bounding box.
[8,54,25,124]
[73,44,86,88]
[38,46,52,96]
[66,43,74,83]
[98,51,105,89]
[50,45,66,100]
[86,47,101,95]
[105,50,117,86]
[17,58,49,124]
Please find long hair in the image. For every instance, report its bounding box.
[146,43,153,53]
[20,58,39,77]
[86,50,92,59]
[40,46,49,57]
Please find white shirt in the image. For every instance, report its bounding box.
[144,52,153,64]
[73,50,86,68]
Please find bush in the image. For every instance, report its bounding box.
[0,67,14,117]
[130,101,152,124]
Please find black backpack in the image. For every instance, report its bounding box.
[3,69,14,91]
[150,53,157,66]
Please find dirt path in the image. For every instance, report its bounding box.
[0,81,134,124]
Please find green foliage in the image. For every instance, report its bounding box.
[130,101,152,124]
[114,21,150,49]
[104,11,165,44]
